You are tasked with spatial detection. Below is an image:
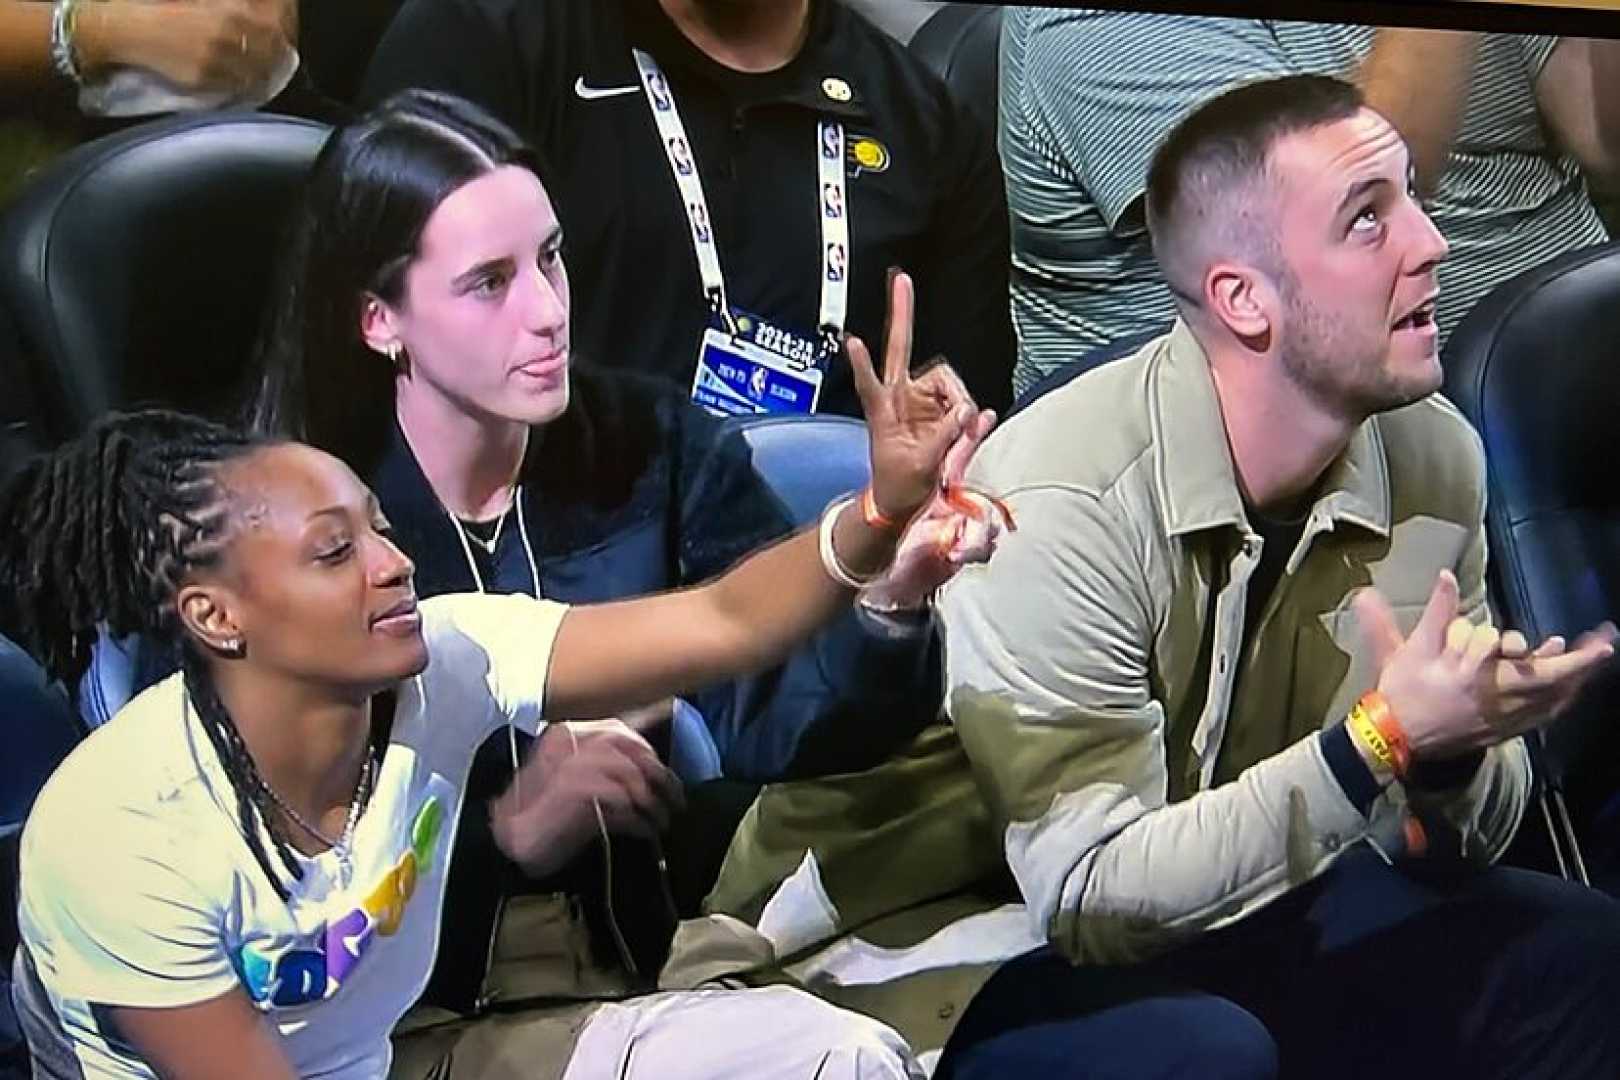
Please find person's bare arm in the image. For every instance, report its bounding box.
[0,0,291,93]
[107,991,297,1080]
[1536,37,1620,200]
[0,2,54,81]
[0,1,202,85]
[1356,28,1482,197]
[544,273,993,722]
[547,523,878,721]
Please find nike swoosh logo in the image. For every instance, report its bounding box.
[574,77,640,101]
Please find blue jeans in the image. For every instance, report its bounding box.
[936,845,1620,1079]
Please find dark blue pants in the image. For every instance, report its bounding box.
[935,845,1620,1080]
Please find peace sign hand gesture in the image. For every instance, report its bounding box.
[847,271,994,525]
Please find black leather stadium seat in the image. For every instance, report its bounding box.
[0,111,329,443]
[1443,239,1620,885]
[0,298,51,474]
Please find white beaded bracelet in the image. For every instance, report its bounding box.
[818,494,881,589]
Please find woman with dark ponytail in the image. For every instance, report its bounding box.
[248,89,962,784]
[5,353,998,1079]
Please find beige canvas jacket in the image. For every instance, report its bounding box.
[940,320,1531,964]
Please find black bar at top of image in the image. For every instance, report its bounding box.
[1007,0,1620,41]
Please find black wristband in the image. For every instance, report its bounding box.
[1408,750,1486,792]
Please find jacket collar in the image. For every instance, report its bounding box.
[370,421,485,598]
[1150,320,1391,541]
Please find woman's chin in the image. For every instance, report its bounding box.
[365,634,431,690]
[508,373,572,427]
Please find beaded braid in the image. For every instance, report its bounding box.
[0,409,309,901]
[181,646,305,900]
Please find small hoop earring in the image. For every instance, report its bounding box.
[386,342,406,372]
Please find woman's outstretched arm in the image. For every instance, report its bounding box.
[544,272,996,722]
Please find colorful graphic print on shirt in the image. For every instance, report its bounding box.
[234,794,445,1008]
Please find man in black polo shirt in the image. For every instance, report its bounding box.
[361,0,1014,417]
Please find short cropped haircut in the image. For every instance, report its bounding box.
[1145,75,1366,307]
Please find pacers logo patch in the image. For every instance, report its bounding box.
[847,135,890,176]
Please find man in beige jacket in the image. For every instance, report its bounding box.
[681,72,1620,1079]
[933,73,1620,1078]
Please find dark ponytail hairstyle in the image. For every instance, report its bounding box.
[0,410,326,901]
[247,89,547,478]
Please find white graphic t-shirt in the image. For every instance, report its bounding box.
[16,593,569,1079]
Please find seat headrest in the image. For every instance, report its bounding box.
[1444,240,1620,530]
[725,414,870,525]
[0,111,330,441]
[0,299,51,467]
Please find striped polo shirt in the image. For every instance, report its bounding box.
[1000,11,1610,395]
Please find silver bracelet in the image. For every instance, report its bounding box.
[50,0,84,86]
[817,494,881,590]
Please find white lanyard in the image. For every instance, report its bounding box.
[633,49,850,352]
[447,484,541,599]
[446,487,542,802]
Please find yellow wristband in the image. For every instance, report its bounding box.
[1347,707,1398,782]
[1350,693,1411,779]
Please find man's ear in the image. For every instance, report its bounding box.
[358,293,403,359]
[1206,262,1275,344]
[176,584,246,658]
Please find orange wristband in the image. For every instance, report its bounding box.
[860,487,904,535]
[943,484,1018,532]
[1355,691,1411,779]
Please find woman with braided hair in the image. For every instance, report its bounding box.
[5,343,998,1078]
[0,411,341,903]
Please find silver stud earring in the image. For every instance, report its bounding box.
[223,638,244,657]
